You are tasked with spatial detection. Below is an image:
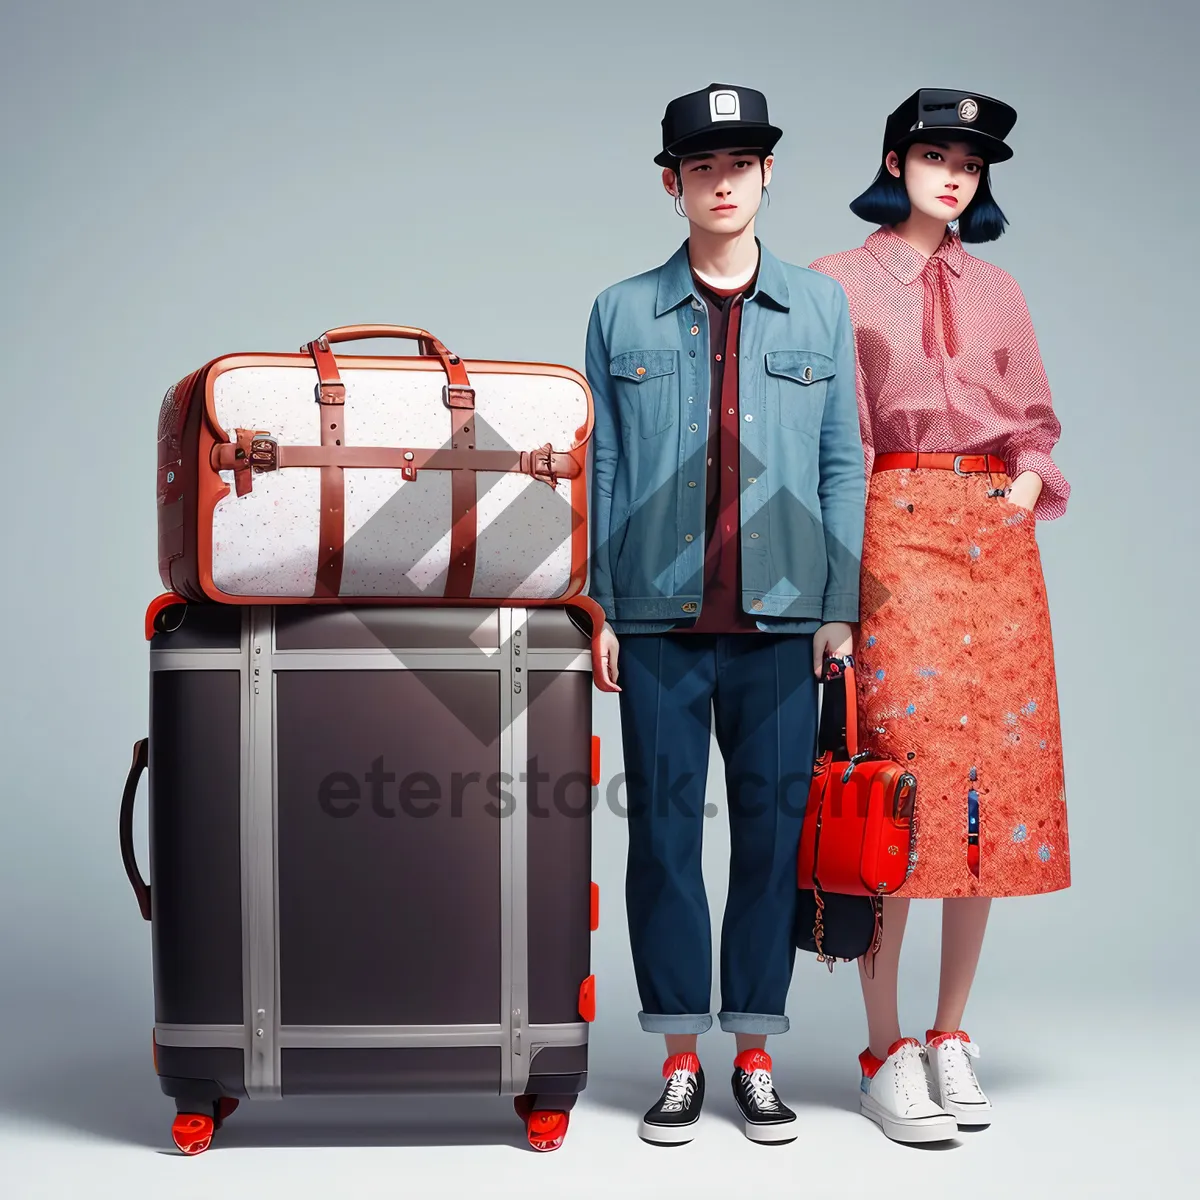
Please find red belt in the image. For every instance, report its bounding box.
[872,452,1007,476]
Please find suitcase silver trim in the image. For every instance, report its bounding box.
[150,649,590,673]
[272,1022,588,1050]
[155,1023,246,1048]
[278,1024,504,1048]
[505,607,531,1096]
[154,1021,587,1052]
[526,1021,591,1051]
[242,607,282,1100]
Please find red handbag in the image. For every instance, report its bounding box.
[797,657,918,964]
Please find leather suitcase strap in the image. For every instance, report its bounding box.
[214,443,581,478]
[446,383,477,599]
[308,336,347,597]
[298,333,488,599]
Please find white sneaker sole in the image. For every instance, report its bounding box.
[860,1094,958,1144]
[743,1118,797,1144]
[638,1116,698,1145]
[940,1098,992,1126]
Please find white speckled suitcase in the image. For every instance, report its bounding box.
[157,325,593,604]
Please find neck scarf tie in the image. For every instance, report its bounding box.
[921,255,959,359]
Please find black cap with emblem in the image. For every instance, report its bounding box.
[880,88,1017,163]
[654,82,783,168]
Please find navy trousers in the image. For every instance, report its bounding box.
[616,632,819,1035]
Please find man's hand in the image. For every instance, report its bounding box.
[812,621,854,676]
[598,621,621,690]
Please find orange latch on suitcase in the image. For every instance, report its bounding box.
[590,882,599,932]
[578,975,595,1022]
[591,735,600,786]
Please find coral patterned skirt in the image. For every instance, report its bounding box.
[855,467,1070,898]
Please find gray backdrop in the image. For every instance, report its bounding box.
[2,0,1195,1195]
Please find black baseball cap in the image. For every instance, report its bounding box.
[881,88,1017,163]
[655,82,783,168]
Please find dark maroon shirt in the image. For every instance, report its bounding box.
[675,268,762,635]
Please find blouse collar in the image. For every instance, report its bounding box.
[864,226,966,284]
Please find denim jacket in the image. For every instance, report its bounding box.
[584,239,866,635]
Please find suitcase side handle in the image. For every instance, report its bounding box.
[120,738,152,921]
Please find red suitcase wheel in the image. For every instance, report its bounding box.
[171,1112,215,1155]
[513,1094,569,1152]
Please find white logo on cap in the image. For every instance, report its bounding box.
[958,98,979,123]
[710,89,741,122]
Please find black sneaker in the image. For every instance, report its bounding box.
[731,1050,797,1143]
[638,1052,705,1144]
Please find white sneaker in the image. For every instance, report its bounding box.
[925,1030,993,1126]
[859,1038,958,1144]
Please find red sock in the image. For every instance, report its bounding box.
[663,1052,700,1076]
[859,1037,920,1077]
[925,1029,970,1047]
[734,1048,771,1074]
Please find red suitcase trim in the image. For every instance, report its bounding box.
[578,975,595,1022]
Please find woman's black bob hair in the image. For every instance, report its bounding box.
[850,143,1008,242]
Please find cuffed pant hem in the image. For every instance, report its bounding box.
[638,1011,713,1034]
[717,1011,790,1035]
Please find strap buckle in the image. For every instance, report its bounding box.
[443,384,476,410]
[217,430,277,497]
[527,443,559,487]
[952,455,975,475]
[247,435,278,472]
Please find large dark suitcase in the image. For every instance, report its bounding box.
[121,593,605,1154]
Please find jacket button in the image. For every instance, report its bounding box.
[752,599,764,609]
[747,476,757,483]
[687,480,697,487]
[691,325,699,335]
[682,601,697,612]
[744,414,753,421]
[684,533,694,542]
[689,423,699,431]
[636,366,646,375]
[750,532,759,538]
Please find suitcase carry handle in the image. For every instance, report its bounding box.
[303,325,474,406]
[315,324,445,356]
[120,738,152,921]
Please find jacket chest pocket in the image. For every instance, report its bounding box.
[764,349,835,439]
[609,349,678,439]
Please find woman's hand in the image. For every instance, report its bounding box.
[597,621,621,691]
[1006,470,1043,513]
[812,621,854,676]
